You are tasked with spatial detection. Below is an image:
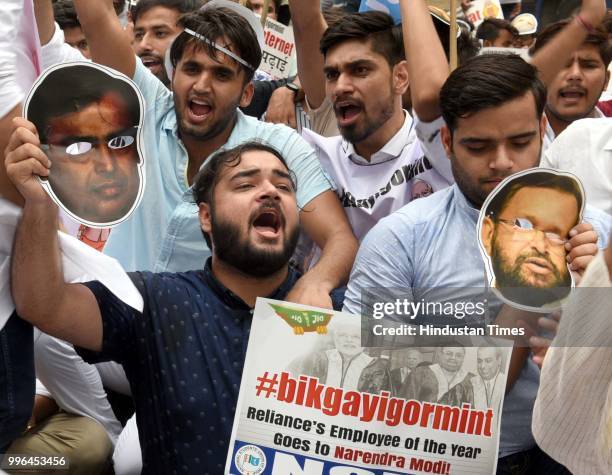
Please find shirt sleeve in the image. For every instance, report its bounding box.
[343,216,416,316]
[0,0,25,117]
[40,23,86,70]
[413,113,454,184]
[75,278,142,365]
[277,128,334,208]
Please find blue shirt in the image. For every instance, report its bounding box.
[344,184,612,457]
[76,261,343,474]
[103,60,333,272]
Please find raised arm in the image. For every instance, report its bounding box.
[72,0,135,77]
[6,118,103,351]
[33,0,55,46]
[531,0,607,86]
[288,0,327,109]
[400,0,449,121]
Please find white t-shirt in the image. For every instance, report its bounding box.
[542,117,612,215]
[302,112,453,241]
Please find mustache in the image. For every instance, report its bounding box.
[248,199,285,226]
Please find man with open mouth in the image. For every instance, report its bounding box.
[132,0,202,87]
[5,139,344,474]
[530,17,611,151]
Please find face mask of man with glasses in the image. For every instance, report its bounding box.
[41,92,141,225]
[481,173,582,308]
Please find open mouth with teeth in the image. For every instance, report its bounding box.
[335,102,362,126]
[188,99,212,121]
[251,210,281,238]
[140,56,162,71]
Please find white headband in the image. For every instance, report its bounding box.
[183,28,255,71]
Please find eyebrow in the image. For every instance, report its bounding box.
[230,168,293,182]
[323,59,377,74]
[459,130,538,145]
[50,127,137,145]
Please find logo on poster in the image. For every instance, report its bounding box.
[235,445,267,474]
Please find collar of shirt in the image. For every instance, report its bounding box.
[452,184,481,225]
[200,257,301,311]
[342,110,416,166]
[545,106,605,143]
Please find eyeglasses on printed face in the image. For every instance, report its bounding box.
[42,126,139,162]
[496,217,568,248]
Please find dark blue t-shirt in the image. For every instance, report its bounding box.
[77,261,343,474]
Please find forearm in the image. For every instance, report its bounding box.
[33,0,55,46]
[288,0,327,108]
[304,228,358,290]
[31,395,59,425]
[532,7,606,86]
[401,0,449,121]
[11,198,63,330]
[0,106,24,206]
[72,0,135,77]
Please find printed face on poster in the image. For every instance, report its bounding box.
[25,62,145,228]
[226,298,512,474]
[477,168,585,312]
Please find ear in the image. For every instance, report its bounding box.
[198,202,212,236]
[481,216,495,256]
[392,60,410,96]
[239,81,255,108]
[440,125,452,160]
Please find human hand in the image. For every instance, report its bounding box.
[565,222,599,282]
[265,85,298,129]
[4,117,52,205]
[285,276,333,310]
[578,0,607,28]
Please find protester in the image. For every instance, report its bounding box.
[0,0,41,453]
[289,3,454,241]
[343,53,610,473]
[6,137,343,473]
[512,12,538,48]
[531,18,611,148]
[131,0,203,86]
[53,0,91,58]
[542,117,612,215]
[476,18,519,48]
[44,0,357,308]
[533,239,612,474]
[245,0,280,20]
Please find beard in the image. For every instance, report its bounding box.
[173,93,240,142]
[336,90,395,145]
[491,231,572,307]
[210,201,300,278]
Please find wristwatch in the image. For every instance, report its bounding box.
[285,82,300,94]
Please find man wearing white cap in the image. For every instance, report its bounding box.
[512,12,538,48]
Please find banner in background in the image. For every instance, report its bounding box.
[260,17,295,79]
[464,0,504,28]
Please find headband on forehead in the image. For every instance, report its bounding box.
[183,28,255,71]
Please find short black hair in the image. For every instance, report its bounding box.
[130,0,203,24]
[53,0,81,30]
[170,8,262,83]
[484,171,583,227]
[320,11,404,67]
[440,54,546,133]
[530,18,612,68]
[193,141,296,248]
[476,18,519,42]
[27,64,141,143]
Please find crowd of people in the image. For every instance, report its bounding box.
[0,0,611,473]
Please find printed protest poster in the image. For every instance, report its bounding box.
[24,61,145,228]
[464,0,504,28]
[260,17,295,79]
[226,298,511,474]
[477,168,584,313]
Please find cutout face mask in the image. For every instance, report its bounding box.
[25,62,145,227]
